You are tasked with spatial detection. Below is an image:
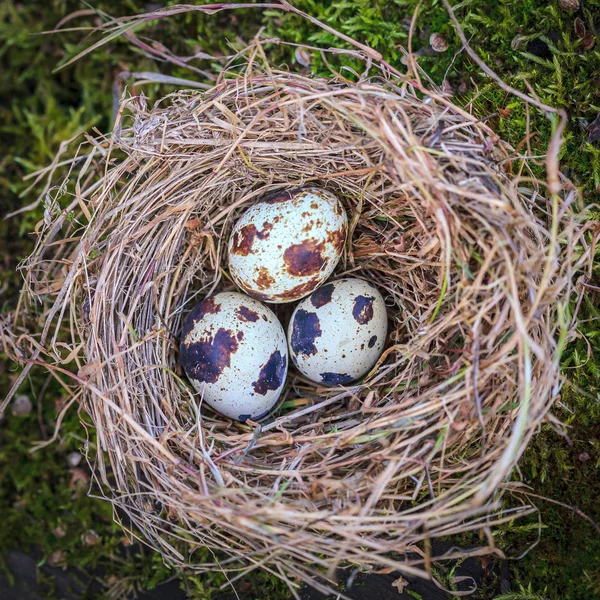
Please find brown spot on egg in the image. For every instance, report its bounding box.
[236,306,259,322]
[257,221,273,239]
[236,331,244,341]
[283,239,327,277]
[327,225,347,254]
[311,202,319,210]
[277,276,321,301]
[368,335,377,348]
[256,267,275,290]
[230,222,273,256]
[180,327,239,384]
[180,297,221,339]
[230,224,257,256]
[290,309,321,356]
[301,222,313,233]
[320,372,354,384]
[240,287,271,303]
[196,296,220,318]
[310,283,334,308]
[262,189,294,204]
[352,295,375,325]
[252,350,287,395]
[202,297,221,314]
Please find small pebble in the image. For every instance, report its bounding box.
[511,34,525,51]
[67,452,82,467]
[295,47,311,67]
[559,0,579,10]
[81,530,100,546]
[69,467,90,491]
[47,550,66,568]
[582,33,595,51]
[430,33,449,53]
[53,525,67,538]
[578,451,591,462]
[11,395,32,416]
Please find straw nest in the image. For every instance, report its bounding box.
[2,38,590,594]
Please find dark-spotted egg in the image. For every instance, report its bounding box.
[228,187,347,303]
[288,278,387,385]
[180,292,288,421]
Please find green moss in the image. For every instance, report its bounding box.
[263,0,600,195]
[1,1,599,598]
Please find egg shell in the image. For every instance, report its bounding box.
[288,278,388,385]
[180,292,288,421]
[228,187,347,303]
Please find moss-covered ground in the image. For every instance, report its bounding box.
[1,1,599,598]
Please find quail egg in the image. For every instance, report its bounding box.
[288,278,387,385]
[228,187,347,303]
[180,292,288,420]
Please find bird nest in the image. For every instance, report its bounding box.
[2,33,589,596]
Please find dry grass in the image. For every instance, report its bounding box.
[1,27,594,597]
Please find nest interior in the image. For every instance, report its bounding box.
[3,43,588,591]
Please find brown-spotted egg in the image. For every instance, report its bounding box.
[288,278,387,385]
[228,187,347,303]
[180,292,288,421]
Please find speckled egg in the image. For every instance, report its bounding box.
[180,292,288,421]
[288,278,388,385]
[228,187,347,303]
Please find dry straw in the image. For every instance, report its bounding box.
[1,3,595,596]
